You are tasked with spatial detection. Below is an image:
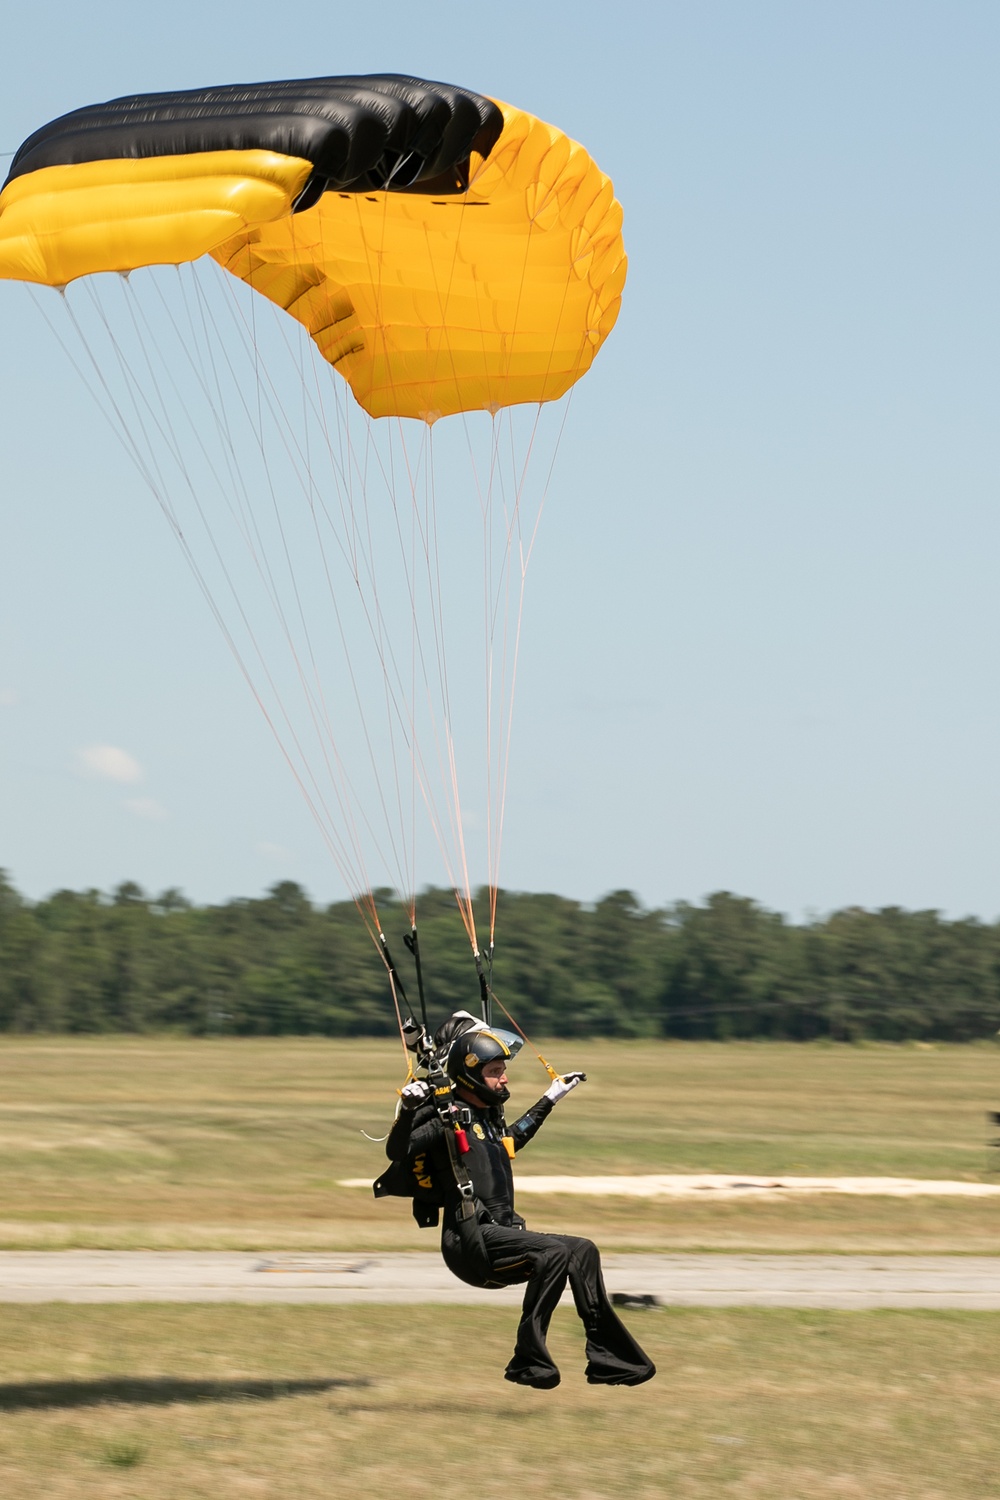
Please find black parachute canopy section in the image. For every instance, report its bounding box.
[5,74,505,202]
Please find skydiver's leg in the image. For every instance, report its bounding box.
[440,1221,534,1290]
[472,1224,574,1389]
[442,1224,636,1388]
[558,1234,656,1386]
[441,1221,563,1385]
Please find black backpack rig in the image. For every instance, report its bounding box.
[372,1009,491,1229]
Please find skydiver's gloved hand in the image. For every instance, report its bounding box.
[543,1070,587,1105]
[399,1079,431,1111]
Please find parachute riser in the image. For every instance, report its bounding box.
[378,931,408,1010]
[402,924,429,1035]
[474,947,492,1028]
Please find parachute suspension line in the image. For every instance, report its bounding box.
[347,417,445,910]
[346,189,486,954]
[376,416,486,969]
[93,271,383,935]
[408,438,418,927]
[352,331,477,943]
[381,941,412,1062]
[307,410,417,903]
[480,411,505,953]
[329,184,557,977]
[35,281,385,949]
[167,269,275,569]
[481,223,590,947]
[483,403,542,943]
[474,205,544,953]
[486,387,579,949]
[272,263,397,898]
[118,267,370,871]
[153,290,390,941]
[367,186,476,930]
[242,249,375,854]
[372,416,425,910]
[134,269,350,819]
[489,987,559,1082]
[26,290,160,498]
[186,269,405,947]
[159,268,392,912]
[425,430,472,929]
[354,422,493,958]
[333,191,467,998]
[487,242,592,934]
[312,371,474,922]
[332,401,431,911]
[77,279,194,518]
[463,191,506,967]
[145,272,350,832]
[317,353,462,916]
[478,408,537,948]
[331,373,409,889]
[424,427,481,955]
[380,410,481,954]
[279,206,464,918]
[204,261,416,909]
[419,180,487,896]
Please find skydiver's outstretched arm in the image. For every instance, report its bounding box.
[508,1071,587,1152]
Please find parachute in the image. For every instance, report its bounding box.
[0,74,626,1032]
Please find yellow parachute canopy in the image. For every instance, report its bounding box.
[0,86,625,420]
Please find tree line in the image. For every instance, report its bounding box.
[0,870,998,1042]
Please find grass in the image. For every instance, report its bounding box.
[0,1302,997,1499]
[99,1438,147,1468]
[1,1036,999,1251]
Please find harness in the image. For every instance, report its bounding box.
[372,1020,482,1230]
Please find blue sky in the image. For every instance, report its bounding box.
[2,2,1000,920]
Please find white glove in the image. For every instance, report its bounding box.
[399,1079,431,1111]
[543,1070,587,1104]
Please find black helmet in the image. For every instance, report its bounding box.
[447,1025,522,1105]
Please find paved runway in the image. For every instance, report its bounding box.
[1,1251,999,1308]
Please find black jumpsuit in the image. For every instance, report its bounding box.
[383,1094,655,1389]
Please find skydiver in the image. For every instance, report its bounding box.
[376,1014,656,1390]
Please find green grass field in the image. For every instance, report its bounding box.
[1,1303,998,1499]
[3,1037,1000,1497]
[1,1036,998,1251]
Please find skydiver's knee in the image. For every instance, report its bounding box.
[565,1236,601,1271]
[533,1238,571,1275]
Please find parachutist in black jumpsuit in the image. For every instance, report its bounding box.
[381,1076,655,1390]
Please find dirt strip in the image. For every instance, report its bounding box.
[1,1252,999,1308]
[339,1174,1000,1199]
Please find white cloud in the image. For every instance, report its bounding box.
[77,744,143,784]
[257,841,293,863]
[124,797,168,822]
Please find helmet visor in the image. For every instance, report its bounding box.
[480,1024,524,1061]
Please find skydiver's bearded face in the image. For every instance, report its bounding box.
[459,1058,509,1108]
